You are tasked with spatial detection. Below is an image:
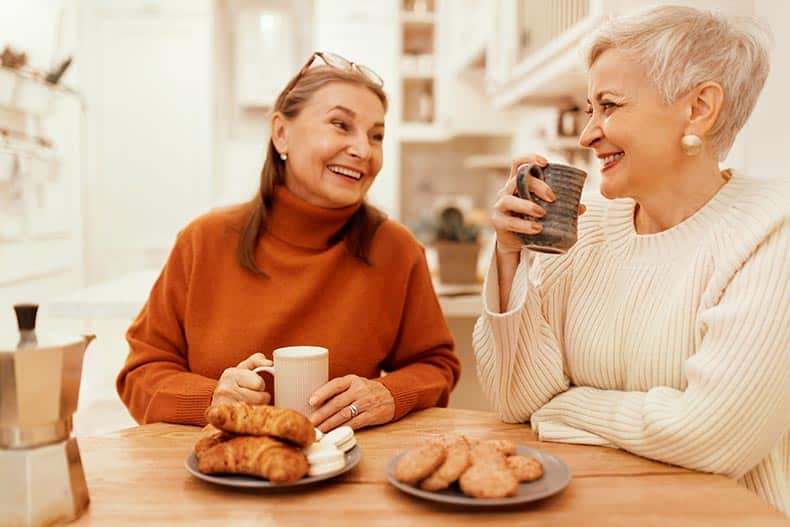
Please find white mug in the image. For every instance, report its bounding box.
[254,346,328,417]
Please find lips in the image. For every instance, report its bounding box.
[599,152,624,171]
[327,165,363,180]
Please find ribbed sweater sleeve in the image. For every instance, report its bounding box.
[531,222,790,485]
[378,251,460,421]
[472,247,572,423]
[116,228,217,426]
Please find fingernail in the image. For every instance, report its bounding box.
[548,192,556,202]
[308,397,317,406]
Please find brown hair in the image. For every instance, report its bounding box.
[237,65,388,276]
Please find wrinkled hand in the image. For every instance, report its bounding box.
[308,375,395,433]
[210,352,272,408]
[491,154,586,257]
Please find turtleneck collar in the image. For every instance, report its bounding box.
[603,170,743,260]
[265,185,362,250]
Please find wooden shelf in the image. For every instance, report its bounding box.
[399,123,449,143]
[400,58,434,80]
[491,14,603,108]
[451,32,487,74]
[462,154,511,171]
[546,136,587,151]
[0,66,80,115]
[400,11,435,26]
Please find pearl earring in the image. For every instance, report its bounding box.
[681,134,703,156]
[280,152,287,161]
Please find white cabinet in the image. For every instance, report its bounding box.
[314,0,400,217]
[234,7,297,108]
[79,0,214,283]
[434,0,515,135]
[488,0,757,108]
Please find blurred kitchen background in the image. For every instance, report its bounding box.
[1,0,788,435]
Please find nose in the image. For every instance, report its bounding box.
[347,130,371,160]
[578,115,602,149]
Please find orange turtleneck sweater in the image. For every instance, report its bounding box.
[117,186,460,426]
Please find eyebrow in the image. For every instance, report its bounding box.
[328,105,385,128]
[586,90,622,104]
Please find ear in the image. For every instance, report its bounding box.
[271,111,289,155]
[685,81,724,136]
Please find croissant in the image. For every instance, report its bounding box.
[198,435,309,483]
[205,402,315,447]
[194,424,234,460]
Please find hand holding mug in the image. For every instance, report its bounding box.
[491,155,556,257]
[308,375,395,433]
[492,154,588,257]
[211,352,272,408]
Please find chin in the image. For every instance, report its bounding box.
[324,187,364,208]
[598,174,628,200]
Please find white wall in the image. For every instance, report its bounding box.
[0,0,83,332]
[744,0,790,179]
[314,0,400,218]
[212,0,313,208]
[510,0,790,184]
[78,0,214,284]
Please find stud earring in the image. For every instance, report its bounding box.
[681,134,703,156]
[280,152,287,161]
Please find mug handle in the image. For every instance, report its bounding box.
[253,365,275,375]
[516,163,545,204]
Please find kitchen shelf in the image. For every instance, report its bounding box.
[462,154,511,171]
[491,13,603,109]
[400,11,436,26]
[546,136,586,151]
[400,58,434,80]
[451,31,487,74]
[0,66,80,115]
[399,123,449,143]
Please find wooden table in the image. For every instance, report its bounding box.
[73,408,788,526]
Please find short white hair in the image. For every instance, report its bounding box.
[586,5,772,160]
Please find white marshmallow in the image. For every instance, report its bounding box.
[322,425,354,448]
[308,458,346,476]
[306,445,344,466]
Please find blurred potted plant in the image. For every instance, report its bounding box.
[413,205,483,284]
[0,46,27,107]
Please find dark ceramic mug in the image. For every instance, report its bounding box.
[516,163,587,254]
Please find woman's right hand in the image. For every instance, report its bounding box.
[491,155,555,258]
[210,353,272,407]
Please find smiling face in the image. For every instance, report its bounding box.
[578,48,690,200]
[272,82,386,208]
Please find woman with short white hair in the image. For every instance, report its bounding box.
[474,5,788,514]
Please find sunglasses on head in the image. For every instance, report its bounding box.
[285,51,384,96]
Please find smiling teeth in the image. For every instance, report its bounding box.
[328,166,362,179]
[602,153,624,165]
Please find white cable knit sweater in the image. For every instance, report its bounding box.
[473,172,789,515]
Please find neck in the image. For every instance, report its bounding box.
[266,185,362,249]
[633,156,727,234]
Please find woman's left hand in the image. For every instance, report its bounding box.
[308,375,395,432]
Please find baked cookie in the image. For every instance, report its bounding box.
[394,440,446,485]
[506,455,544,482]
[458,462,519,499]
[471,441,505,466]
[420,436,472,491]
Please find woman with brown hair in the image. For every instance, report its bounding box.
[117,52,460,432]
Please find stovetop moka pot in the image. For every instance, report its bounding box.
[0,304,95,527]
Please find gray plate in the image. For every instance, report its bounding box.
[185,445,361,489]
[386,445,571,507]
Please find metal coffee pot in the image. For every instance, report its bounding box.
[0,304,95,527]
